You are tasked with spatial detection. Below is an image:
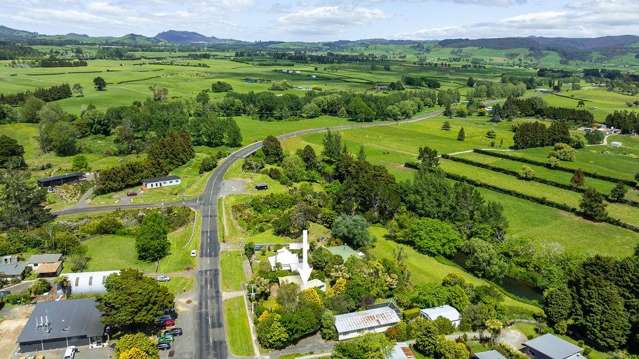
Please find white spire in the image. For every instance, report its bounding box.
[298,229,312,284]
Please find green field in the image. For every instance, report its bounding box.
[69,211,200,273]
[223,296,255,357]
[535,88,639,122]
[221,251,246,292]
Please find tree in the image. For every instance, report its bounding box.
[98,269,174,332]
[149,85,168,102]
[580,188,607,221]
[441,121,451,131]
[485,319,503,344]
[418,146,439,168]
[357,145,366,161]
[195,90,209,105]
[332,333,392,359]
[72,83,83,97]
[346,96,375,122]
[550,143,576,161]
[198,156,217,174]
[262,136,284,164]
[518,165,535,180]
[609,182,627,202]
[397,217,463,257]
[302,102,321,118]
[462,239,507,280]
[135,213,170,262]
[485,129,496,141]
[257,313,289,349]
[414,319,439,356]
[571,169,586,187]
[544,286,572,326]
[0,135,26,169]
[322,130,342,163]
[211,81,233,92]
[297,145,319,171]
[20,96,45,123]
[93,76,106,91]
[29,279,51,295]
[331,214,373,249]
[244,242,255,260]
[0,169,53,230]
[320,310,337,340]
[225,118,242,147]
[115,333,159,358]
[456,128,465,141]
[48,121,80,156]
[437,337,470,359]
[71,155,89,171]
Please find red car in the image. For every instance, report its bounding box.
[162,319,176,328]
[127,192,138,197]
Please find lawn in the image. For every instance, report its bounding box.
[160,276,194,295]
[369,227,542,315]
[221,251,246,292]
[223,296,255,357]
[74,210,200,273]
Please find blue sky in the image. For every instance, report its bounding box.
[1,0,638,41]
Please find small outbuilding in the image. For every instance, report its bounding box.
[389,342,416,359]
[17,299,106,353]
[37,173,84,188]
[64,271,119,295]
[326,245,365,261]
[474,350,507,359]
[26,253,63,270]
[522,334,584,359]
[141,175,181,190]
[420,304,461,327]
[334,305,401,340]
[0,255,26,280]
[268,248,300,271]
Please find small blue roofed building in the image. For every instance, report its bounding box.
[326,245,364,262]
[522,334,585,359]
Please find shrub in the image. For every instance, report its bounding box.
[549,143,576,161]
[29,279,51,296]
[199,156,217,174]
[518,166,535,180]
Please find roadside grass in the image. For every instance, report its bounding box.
[221,251,246,292]
[160,276,194,295]
[223,296,255,357]
[75,211,200,273]
[369,227,542,314]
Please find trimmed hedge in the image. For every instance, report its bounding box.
[441,154,639,208]
[402,161,639,234]
[473,149,637,187]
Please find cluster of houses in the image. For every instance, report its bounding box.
[0,253,64,280]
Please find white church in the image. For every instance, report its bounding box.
[268,230,326,291]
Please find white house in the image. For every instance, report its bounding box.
[64,271,119,295]
[268,230,318,290]
[141,176,181,190]
[420,305,461,327]
[268,248,300,271]
[334,305,401,340]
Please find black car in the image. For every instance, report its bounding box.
[164,327,183,336]
[157,343,172,350]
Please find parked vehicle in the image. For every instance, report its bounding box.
[162,319,176,328]
[190,249,197,257]
[155,274,170,282]
[157,342,171,350]
[159,335,173,344]
[164,327,183,336]
[126,191,138,197]
[63,346,78,359]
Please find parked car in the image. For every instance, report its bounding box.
[162,319,176,328]
[159,335,173,344]
[156,274,170,282]
[63,346,78,359]
[190,249,197,257]
[164,327,183,336]
[157,342,171,350]
[126,192,138,197]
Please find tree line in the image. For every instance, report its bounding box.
[492,96,594,126]
[605,110,639,134]
[0,84,72,105]
[36,57,87,67]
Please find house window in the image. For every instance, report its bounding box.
[75,277,79,287]
[88,276,93,286]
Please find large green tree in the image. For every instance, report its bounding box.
[580,188,607,221]
[262,135,284,164]
[0,169,53,230]
[135,213,170,262]
[331,214,373,249]
[397,217,463,257]
[98,269,174,332]
[332,333,392,359]
[0,135,26,169]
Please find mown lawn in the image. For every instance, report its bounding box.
[221,251,246,292]
[74,211,200,273]
[223,296,255,357]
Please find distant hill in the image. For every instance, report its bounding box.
[155,30,211,44]
[0,25,38,40]
[439,36,639,51]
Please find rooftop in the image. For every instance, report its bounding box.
[474,350,507,359]
[389,342,416,359]
[523,334,583,359]
[37,172,83,184]
[420,305,461,323]
[334,306,400,334]
[26,254,63,265]
[18,299,105,343]
[0,258,26,276]
[36,262,62,275]
[141,175,180,184]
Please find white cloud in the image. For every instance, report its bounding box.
[277,5,385,35]
[401,0,639,39]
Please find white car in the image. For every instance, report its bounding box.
[64,346,78,359]
[191,249,197,257]
[156,275,171,282]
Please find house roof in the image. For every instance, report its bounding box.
[326,245,364,261]
[334,306,400,334]
[523,334,583,359]
[389,342,416,359]
[18,299,104,343]
[474,350,507,359]
[0,261,26,276]
[26,254,63,265]
[268,248,300,269]
[37,173,82,185]
[36,262,62,275]
[420,305,461,323]
[141,175,180,184]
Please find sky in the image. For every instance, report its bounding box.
[1,0,639,42]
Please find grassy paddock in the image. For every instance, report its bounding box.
[223,296,255,357]
[221,251,246,292]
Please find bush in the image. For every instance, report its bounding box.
[199,156,217,174]
[211,81,233,92]
[549,143,576,161]
[29,279,51,296]
[518,166,535,180]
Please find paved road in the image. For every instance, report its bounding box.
[50,108,446,358]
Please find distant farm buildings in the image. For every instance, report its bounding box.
[37,173,84,188]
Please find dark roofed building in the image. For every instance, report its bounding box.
[37,173,83,188]
[522,334,584,359]
[0,255,26,280]
[17,299,106,353]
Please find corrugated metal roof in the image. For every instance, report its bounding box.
[26,254,62,264]
[420,305,460,323]
[334,306,400,334]
[523,334,582,359]
[474,350,507,359]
